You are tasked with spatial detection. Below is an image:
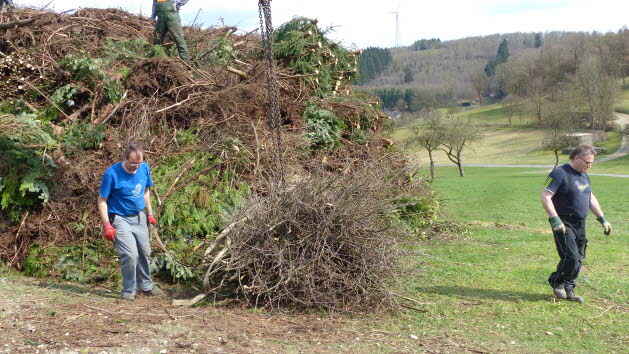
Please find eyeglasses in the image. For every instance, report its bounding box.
[126,161,142,167]
[577,156,593,165]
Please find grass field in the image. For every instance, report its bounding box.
[392,166,629,352]
[394,97,627,173]
[615,85,629,114]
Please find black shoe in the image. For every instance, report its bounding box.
[552,287,567,299]
[565,287,584,303]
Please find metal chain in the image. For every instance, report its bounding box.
[258,0,285,193]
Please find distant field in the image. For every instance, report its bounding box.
[594,154,629,175]
[394,101,625,169]
[615,85,629,114]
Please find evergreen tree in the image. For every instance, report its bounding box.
[485,39,509,77]
[497,39,510,64]
[534,33,543,48]
[356,47,392,85]
[402,66,414,83]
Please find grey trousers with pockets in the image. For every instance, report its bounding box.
[112,212,153,296]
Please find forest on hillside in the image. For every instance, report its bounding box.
[357,29,629,130]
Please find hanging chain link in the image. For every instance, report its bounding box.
[258,0,285,193]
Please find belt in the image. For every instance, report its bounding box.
[559,214,585,222]
[109,212,142,222]
[157,0,170,2]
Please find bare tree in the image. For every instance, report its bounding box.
[440,116,481,177]
[541,102,580,168]
[470,67,487,104]
[503,95,523,125]
[405,110,445,182]
[575,56,619,131]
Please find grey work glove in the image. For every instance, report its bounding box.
[597,216,612,236]
[549,216,565,234]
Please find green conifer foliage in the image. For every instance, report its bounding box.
[273,17,358,97]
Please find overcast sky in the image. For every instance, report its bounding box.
[17,0,629,49]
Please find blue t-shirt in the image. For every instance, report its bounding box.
[99,162,154,216]
[544,163,591,219]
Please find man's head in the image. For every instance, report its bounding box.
[122,141,144,173]
[569,144,595,173]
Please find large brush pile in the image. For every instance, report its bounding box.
[0,7,434,311]
[203,157,417,311]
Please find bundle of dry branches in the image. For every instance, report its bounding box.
[204,158,414,312]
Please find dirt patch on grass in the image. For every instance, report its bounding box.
[0,275,487,353]
[468,220,550,234]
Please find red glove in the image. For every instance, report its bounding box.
[103,222,116,242]
[147,214,157,226]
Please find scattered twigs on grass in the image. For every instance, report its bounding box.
[82,303,172,317]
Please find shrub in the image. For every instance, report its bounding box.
[0,136,54,221]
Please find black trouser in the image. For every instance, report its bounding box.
[548,216,587,290]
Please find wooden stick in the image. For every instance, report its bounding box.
[392,292,430,306]
[234,59,252,66]
[8,211,29,268]
[400,304,428,313]
[25,81,70,120]
[95,90,127,125]
[226,66,249,79]
[157,158,196,215]
[156,96,193,113]
[0,18,36,30]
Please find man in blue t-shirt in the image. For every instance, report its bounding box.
[540,145,612,303]
[98,141,164,301]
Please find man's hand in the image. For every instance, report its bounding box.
[597,216,612,236]
[549,216,565,234]
[103,222,116,242]
[147,213,158,226]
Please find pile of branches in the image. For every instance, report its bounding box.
[274,17,361,97]
[203,157,416,311]
[0,7,437,314]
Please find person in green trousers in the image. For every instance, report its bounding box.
[0,0,16,9]
[152,0,189,60]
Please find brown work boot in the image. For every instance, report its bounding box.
[565,287,584,303]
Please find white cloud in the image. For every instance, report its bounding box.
[15,0,629,48]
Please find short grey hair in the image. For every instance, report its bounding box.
[569,144,595,160]
[124,141,144,159]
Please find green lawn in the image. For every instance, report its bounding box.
[594,154,629,175]
[391,166,629,352]
[615,85,629,114]
[393,101,627,171]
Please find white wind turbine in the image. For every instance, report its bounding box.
[389,1,402,47]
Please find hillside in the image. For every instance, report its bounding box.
[358,30,629,110]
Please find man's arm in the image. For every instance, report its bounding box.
[98,196,110,224]
[144,187,158,225]
[590,192,612,236]
[541,188,566,234]
[540,189,558,217]
[144,187,153,214]
[589,193,604,218]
